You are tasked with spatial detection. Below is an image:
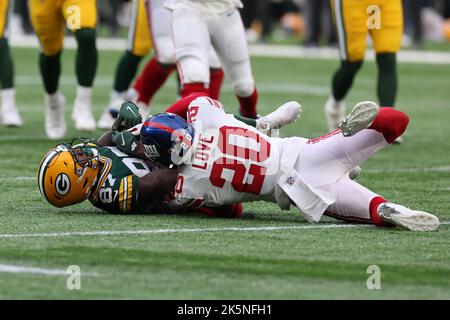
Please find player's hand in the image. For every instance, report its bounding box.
[112,101,142,131]
[112,130,139,154]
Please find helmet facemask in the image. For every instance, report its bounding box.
[38,138,101,208]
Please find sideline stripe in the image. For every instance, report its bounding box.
[0,222,449,239]
[0,264,98,276]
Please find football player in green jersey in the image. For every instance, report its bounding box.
[37,93,300,216]
[38,137,178,215]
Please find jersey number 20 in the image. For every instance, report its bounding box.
[209,126,271,195]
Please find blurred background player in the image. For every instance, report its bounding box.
[0,0,22,127]
[325,0,403,137]
[167,0,259,118]
[125,0,224,119]
[100,0,224,129]
[29,0,98,139]
[98,0,152,129]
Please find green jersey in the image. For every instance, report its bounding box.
[89,146,153,214]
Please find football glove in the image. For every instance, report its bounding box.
[112,130,139,154]
[112,101,142,131]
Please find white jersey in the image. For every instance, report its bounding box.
[165,0,243,14]
[172,97,308,209]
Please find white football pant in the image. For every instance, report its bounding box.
[171,6,254,96]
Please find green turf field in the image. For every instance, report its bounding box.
[0,47,449,299]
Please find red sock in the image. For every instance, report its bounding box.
[165,92,208,119]
[132,57,175,104]
[180,82,209,98]
[209,68,224,100]
[368,107,409,143]
[237,87,258,118]
[369,196,389,226]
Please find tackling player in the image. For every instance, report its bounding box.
[139,95,440,232]
[325,0,403,138]
[37,95,298,217]
[0,0,22,126]
[29,0,98,138]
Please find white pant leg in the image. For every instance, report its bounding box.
[209,8,254,97]
[208,47,221,69]
[149,0,175,64]
[326,176,379,222]
[172,8,211,84]
[297,129,388,190]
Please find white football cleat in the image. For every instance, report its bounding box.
[1,104,23,127]
[98,108,116,130]
[338,101,379,137]
[377,202,440,231]
[45,93,67,140]
[324,96,346,131]
[348,166,362,180]
[1,88,23,127]
[72,98,96,132]
[257,101,301,132]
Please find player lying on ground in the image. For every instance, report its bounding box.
[137,95,440,231]
[37,97,299,217]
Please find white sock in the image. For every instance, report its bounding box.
[328,95,345,109]
[1,88,16,110]
[126,87,138,102]
[46,91,63,105]
[109,90,123,105]
[76,85,92,103]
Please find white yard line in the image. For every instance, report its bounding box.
[0,176,35,181]
[0,264,98,276]
[0,135,48,141]
[10,35,450,65]
[2,165,449,182]
[364,166,450,173]
[15,76,330,95]
[0,222,449,240]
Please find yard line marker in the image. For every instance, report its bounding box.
[0,176,35,181]
[0,264,98,276]
[364,166,450,173]
[0,222,448,239]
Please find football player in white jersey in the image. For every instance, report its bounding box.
[138,95,440,232]
[130,0,224,114]
[166,0,259,118]
[99,0,225,128]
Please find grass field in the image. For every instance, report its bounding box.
[0,46,449,299]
